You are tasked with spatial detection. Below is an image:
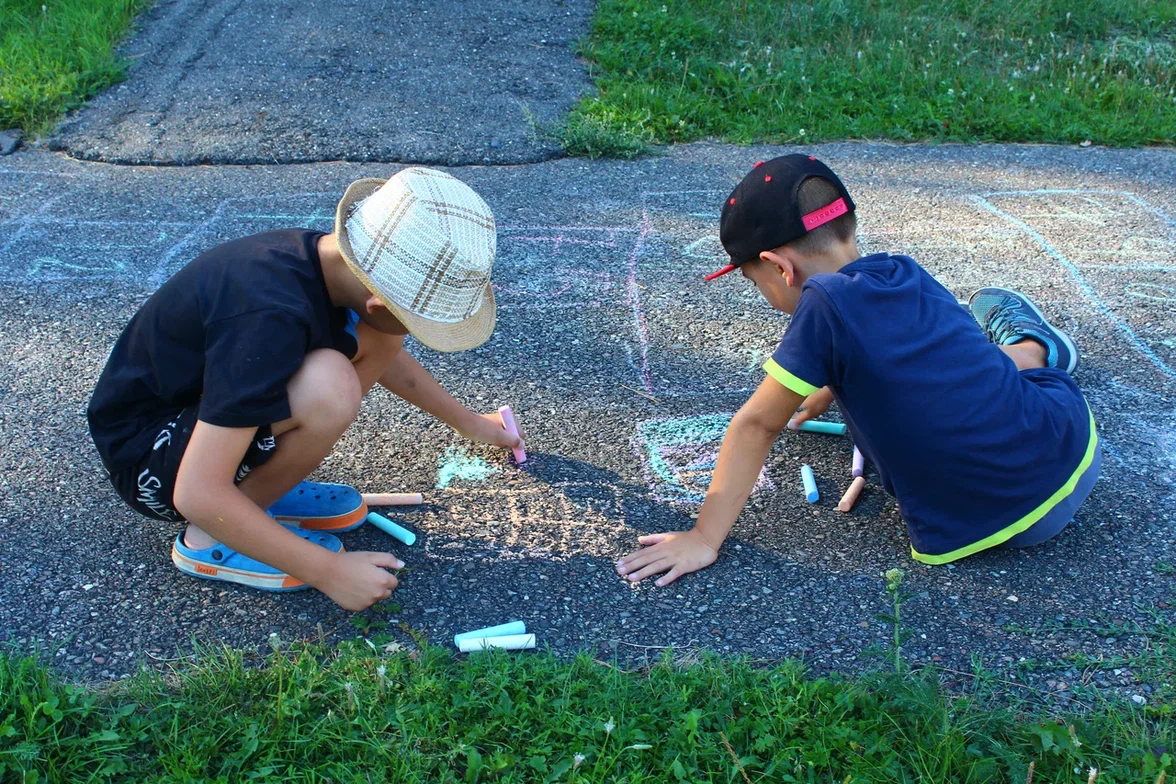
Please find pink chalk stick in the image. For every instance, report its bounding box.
[362,493,423,507]
[498,405,526,464]
[852,447,865,478]
[838,476,866,513]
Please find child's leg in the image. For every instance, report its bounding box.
[185,348,361,548]
[998,340,1047,371]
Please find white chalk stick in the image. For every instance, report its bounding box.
[453,621,527,647]
[498,405,527,464]
[458,634,536,653]
[838,476,866,512]
[851,447,864,478]
[366,512,417,546]
[362,493,423,506]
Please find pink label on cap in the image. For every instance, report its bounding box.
[801,198,849,231]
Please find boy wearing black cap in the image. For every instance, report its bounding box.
[617,155,1099,585]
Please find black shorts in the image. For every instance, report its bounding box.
[108,407,277,523]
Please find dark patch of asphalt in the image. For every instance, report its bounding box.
[50,0,594,165]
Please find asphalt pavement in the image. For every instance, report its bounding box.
[1,142,1174,702]
[50,0,594,165]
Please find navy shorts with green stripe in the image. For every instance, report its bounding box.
[766,252,1098,563]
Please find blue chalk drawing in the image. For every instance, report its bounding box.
[972,192,1176,382]
[436,446,500,489]
[634,413,773,504]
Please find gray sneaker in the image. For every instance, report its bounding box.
[968,287,1079,373]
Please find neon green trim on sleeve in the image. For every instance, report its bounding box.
[911,404,1099,565]
[762,358,820,397]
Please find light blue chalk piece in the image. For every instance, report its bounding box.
[801,465,819,503]
[454,621,527,648]
[366,512,417,546]
[436,446,500,489]
[794,420,847,436]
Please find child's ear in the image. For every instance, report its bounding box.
[760,249,797,288]
[365,294,386,314]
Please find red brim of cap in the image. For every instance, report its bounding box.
[704,263,738,282]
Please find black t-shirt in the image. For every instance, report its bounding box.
[88,230,358,472]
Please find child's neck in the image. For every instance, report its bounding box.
[804,241,861,276]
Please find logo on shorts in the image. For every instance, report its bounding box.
[153,419,178,451]
[256,435,276,451]
[136,469,178,520]
[235,463,252,483]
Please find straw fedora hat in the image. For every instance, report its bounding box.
[335,167,497,352]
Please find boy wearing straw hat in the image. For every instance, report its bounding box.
[88,167,519,611]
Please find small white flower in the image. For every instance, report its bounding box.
[1029,94,1035,103]
[799,128,806,136]
[947,88,954,95]
[626,744,653,750]
[661,4,667,11]
[376,665,387,678]
[573,753,586,769]
[344,681,353,692]
[1132,694,1147,705]
[604,718,616,734]
[857,50,862,59]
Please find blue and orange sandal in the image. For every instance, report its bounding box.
[170,525,344,592]
[267,481,368,532]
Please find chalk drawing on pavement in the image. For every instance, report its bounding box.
[436,446,500,490]
[426,482,634,561]
[972,190,1176,383]
[634,413,773,505]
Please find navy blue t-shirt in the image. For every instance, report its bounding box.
[88,230,359,473]
[763,253,1097,562]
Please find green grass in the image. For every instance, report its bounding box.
[564,0,1176,156]
[2,640,1173,783]
[0,0,150,135]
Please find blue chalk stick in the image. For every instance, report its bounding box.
[793,420,847,436]
[367,512,417,546]
[454,621,527,648]
[801,465,819,503]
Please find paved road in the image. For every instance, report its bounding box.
[1,143,1174,704]
[50,0,594,165]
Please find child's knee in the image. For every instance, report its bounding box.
[291,350,362,427]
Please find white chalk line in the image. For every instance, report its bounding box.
[971,193,1176,383]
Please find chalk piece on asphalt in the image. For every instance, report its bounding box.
[791,420,848,436]
[851,447,865,478]
[800,465,819,503]
[838,476,866,512]
[497,404,527,464]
[453,621,527,648]
[362,492,423,506]
[458,633,537,653]
[366,512,417,546]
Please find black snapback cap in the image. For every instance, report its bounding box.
[707,154,856,281]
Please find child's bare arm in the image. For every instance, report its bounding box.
[174,421,403,610]
[616,376,805,586]
[376,349,523,450]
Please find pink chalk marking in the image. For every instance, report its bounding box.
[852,446,864,478]
[838,476,866,513]
[625,209,654,395]
[498,405,527,464]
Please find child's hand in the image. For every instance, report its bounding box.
[319,551,404,612]
[615,530,718,587]
[788,386,835,429]
[459,411,527,451]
